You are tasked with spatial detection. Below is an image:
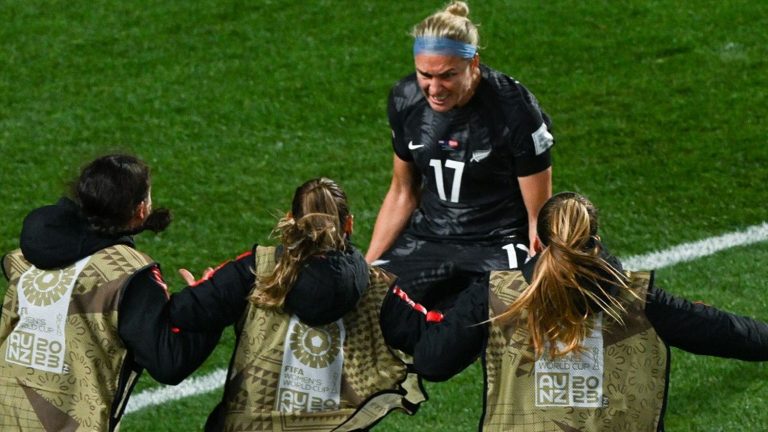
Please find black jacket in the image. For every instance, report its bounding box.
[3,197,221,385]
[167,246,370,332]
[381,254,768,382]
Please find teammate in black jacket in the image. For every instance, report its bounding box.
[0,154,220,430]
[381,192,768,430]
[166,178,421,431]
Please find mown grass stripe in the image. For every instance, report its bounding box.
[125,221,768,414]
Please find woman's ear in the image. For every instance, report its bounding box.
[344,214,354,236]
[129,201,149,229]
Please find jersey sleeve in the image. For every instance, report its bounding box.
[646,284,768,361]
[388,86,413,162]
[509,83,554,176]
[167,251,256,332]
[118,265,223,385]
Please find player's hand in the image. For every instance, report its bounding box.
[529,234,544,257]
[178,267,214,286]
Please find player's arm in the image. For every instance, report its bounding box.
[168,251,256,331]
[119,265,223,385]
[518,166,552,255]
[511,84,554,255]
[365,155,420,263]
[646,284,768,360]
[412,275,487,381]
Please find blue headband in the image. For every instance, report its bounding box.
[413,36,477,59]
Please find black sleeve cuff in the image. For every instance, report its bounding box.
[515,150,551,177]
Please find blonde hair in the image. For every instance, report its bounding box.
[412,1,479,47]
[250,178,350,308]
[496,193,629,359]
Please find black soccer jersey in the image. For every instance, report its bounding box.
[387,64,554,242]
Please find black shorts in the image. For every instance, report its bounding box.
[375,232,529,309]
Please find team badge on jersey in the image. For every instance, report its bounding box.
[438,139,460,151]
[532,123,554,155]
[471,149,491,162]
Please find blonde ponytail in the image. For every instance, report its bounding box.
[496,193,629,359]
[250,178,350,308]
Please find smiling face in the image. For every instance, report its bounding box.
[414,53,479,112]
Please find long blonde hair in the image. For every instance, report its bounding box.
[496,192,629,359]
[412,1,480,47]
[250,178,350,308]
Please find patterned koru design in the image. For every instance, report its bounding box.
[482,270,667,431]
[341,268,408,399]
[0,245,152,431]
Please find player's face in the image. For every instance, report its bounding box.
[414,54,478,113]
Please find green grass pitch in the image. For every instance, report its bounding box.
[1,1,767,430]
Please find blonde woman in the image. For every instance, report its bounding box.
[169,178,424,431]
[367,1,554,327]
[382,192,768,431]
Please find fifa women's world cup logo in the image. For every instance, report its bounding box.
[20,267,76,306]
[288,322,342,368]
[7,259,88,374]
[277,318,345,413]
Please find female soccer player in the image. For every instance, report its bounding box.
[367,1,554,315]
[382,192,768,430]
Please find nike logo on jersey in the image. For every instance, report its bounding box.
[408,140,425,150]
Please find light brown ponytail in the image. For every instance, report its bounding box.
[496,193,629,359]
[250,178,350,308]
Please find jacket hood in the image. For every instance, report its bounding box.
[284,247,370,326]
[19,197,134,269]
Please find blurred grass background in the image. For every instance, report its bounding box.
[1,0,766,430]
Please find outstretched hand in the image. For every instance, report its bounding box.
[529,232,543,257]
[178,267,214,286]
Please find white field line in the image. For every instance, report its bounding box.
[622,222,768,270]
[125,221,768,414]
[125,369,227,414]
